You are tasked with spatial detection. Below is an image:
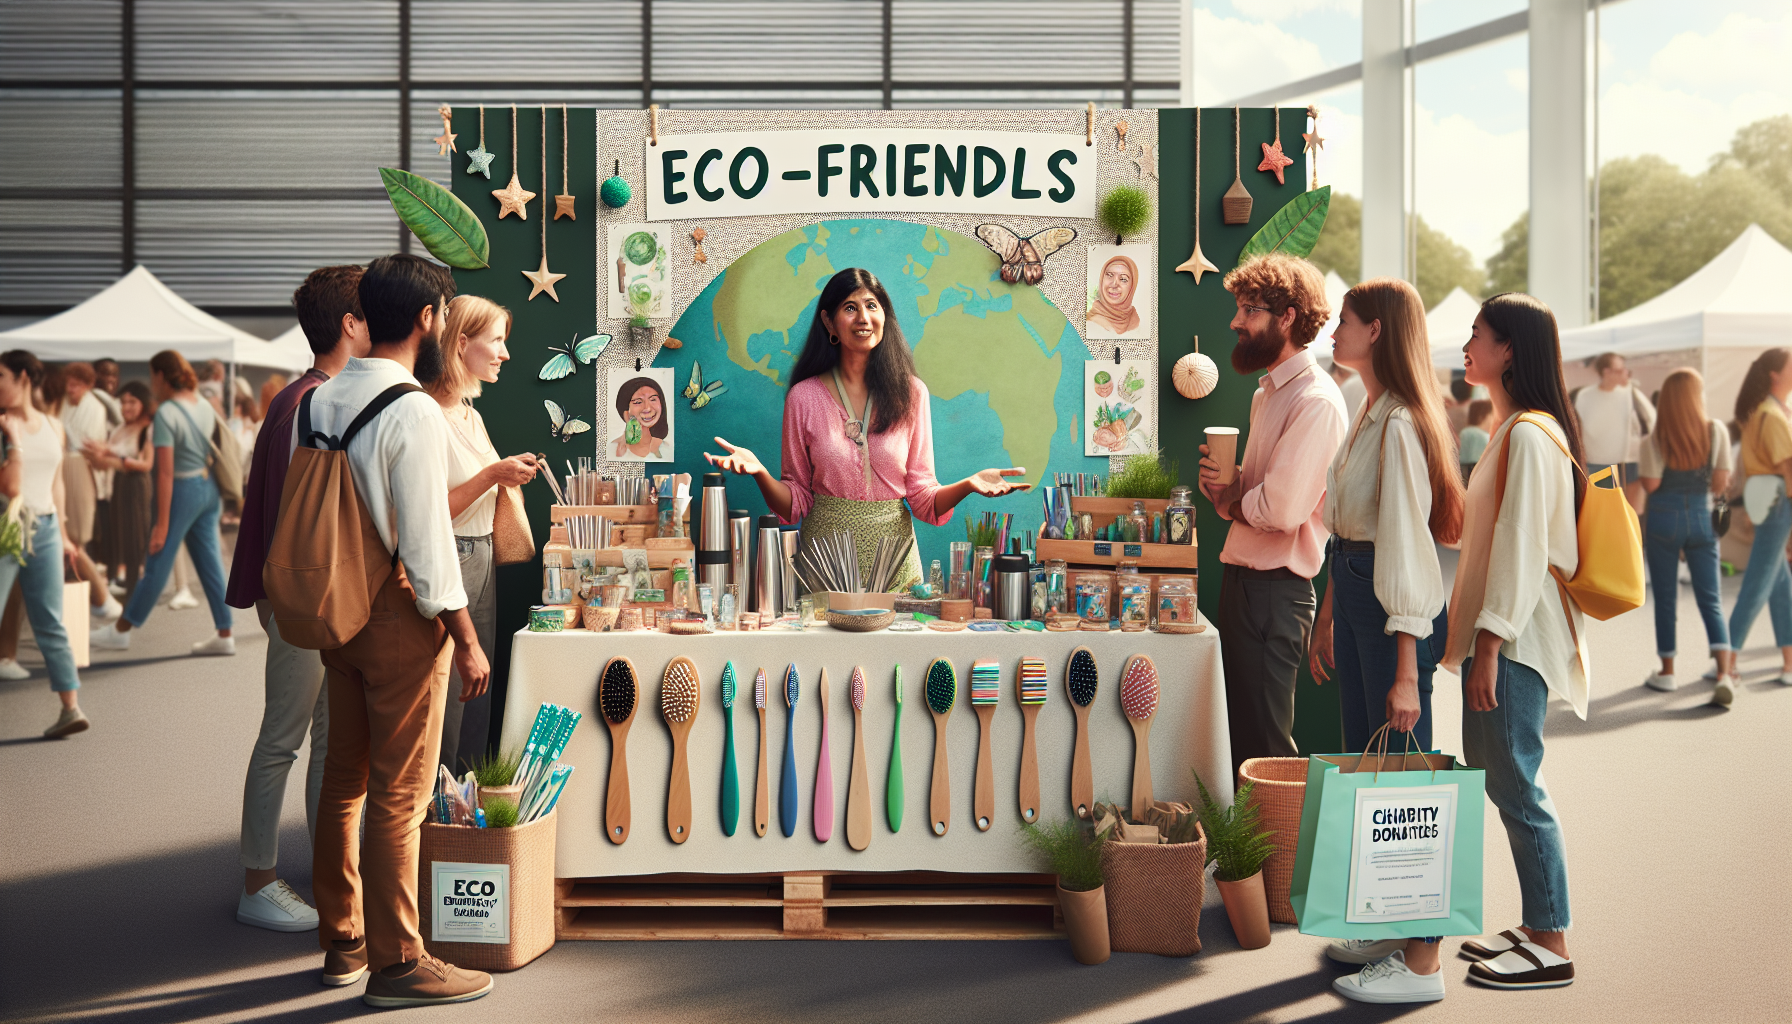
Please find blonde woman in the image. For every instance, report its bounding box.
[430,295,538,771]
[1638,369,1735,699]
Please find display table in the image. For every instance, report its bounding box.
[500,620,1230,938]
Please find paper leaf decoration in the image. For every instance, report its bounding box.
[378,167,490,270]
[1237,185,1331,264]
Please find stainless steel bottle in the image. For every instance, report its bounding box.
[993,553,1030,620]
[753,514,783,615]
[729,509,752,601]
[779,527,801,613]
[697,472,731,596]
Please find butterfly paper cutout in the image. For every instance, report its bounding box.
[975,224,1077,285]
[538,332,612,381]
[544,399,591,443]
[682,361,726,410]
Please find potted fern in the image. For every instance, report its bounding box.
[1021,818,1112,964]
[1195,773,1276,949]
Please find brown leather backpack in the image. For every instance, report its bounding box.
[261,383,421,650]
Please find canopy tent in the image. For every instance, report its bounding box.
[0,265,311,373]
[1306,270,1350,363]
[1426,287,1481,371]
[266,324,317,372]
[1557,225,1792,417]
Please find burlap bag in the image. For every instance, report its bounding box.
[1095,802,1207,957]
[418,810,557,971]
[1239,757,1307,925]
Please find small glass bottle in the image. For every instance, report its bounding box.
[1128,501,1150,547]
[972,545,995,608]
[541,525,573,604]
[1115,560,1151,631]
[1045,558,1069,615]
[719,583,739,631]
[670,559,693,612]
[1167,485,1196,546]
[929,559,944,596]
[948,541,973,599]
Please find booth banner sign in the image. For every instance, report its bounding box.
[431,861,510,944]
[1345,784,1457,924]
[645,130,1097,221]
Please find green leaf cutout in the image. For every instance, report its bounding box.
[1238,185,1331,264]
[378,167,490,270]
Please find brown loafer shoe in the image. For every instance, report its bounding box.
[363,952,492,1008]
[322,939,368,987]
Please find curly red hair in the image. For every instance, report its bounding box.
[1222,253,1332,347]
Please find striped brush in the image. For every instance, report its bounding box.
[970,660,1000,832]
[1016,657,1047,823]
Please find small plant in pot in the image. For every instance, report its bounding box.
[628,314,654,347]
[467,747,524,811]
[1021,818,1113,964]
[1195,772,1276,949]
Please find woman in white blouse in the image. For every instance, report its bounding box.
[429,295,539,773]
[1445,293,1585,993]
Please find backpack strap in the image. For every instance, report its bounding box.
[300,383,423,452]
[1489,411,1587,679]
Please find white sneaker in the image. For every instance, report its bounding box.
[0,658,29,680]
[1777,672,1792,687]
[1702,668,1719,682]
[1327,937,1407,964]
[1333,950,1445,1004]
[108,581,127,598]
[192,635,235,657]
[1713,675,1739,707]
[1644,672,1677,692]
[90,623,131,651]
[168,588,199,610]
[236,879,319,932]
[92,596,123,624]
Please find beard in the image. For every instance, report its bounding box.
[1231,319,1290,374]
[413,333,446,387]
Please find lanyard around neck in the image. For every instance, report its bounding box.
[828,366,876,493]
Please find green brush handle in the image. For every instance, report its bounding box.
[886,698,904,832]
[720,702,740,836]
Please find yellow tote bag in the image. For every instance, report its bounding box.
[1493,412,1645,622]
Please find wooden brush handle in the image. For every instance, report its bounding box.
[605,720,631,845]
[1018,704,1041,824]
[846,707,871,851]
[814,698,835,842]
[1071,705,1093,820]
[1130,716,1154,822]
[754,708,769,838]
[720,704,739,837]
[885,701,905,833]
[667,728,692,844]
[779,705,799,837]
[973,706,995,831]
[929,711,951,836]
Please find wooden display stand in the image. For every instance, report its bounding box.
[554,871,1062,940]
[1036,496,1198,577]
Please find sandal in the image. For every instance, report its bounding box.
[1466,942,1575,989]
[1460,928,1526,961]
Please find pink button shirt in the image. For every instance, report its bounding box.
[779,374,952,527]
[1213,348,1347,578]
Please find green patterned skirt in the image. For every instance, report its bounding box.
[798,495,924,594]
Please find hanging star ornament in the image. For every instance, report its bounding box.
[492,174,534,219]
[467,146,494,178]
[523,254,566,301]
[1131,141,1158,180]
[1258,138,1293,185]
[433,105,457,156]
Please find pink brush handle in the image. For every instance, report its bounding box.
[814,707,835,841]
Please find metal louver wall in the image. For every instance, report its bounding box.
[0,0,1180,320]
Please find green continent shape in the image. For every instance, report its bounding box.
[711,226,836,385]
[908,225,1062,487]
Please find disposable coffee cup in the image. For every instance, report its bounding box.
[1205,426,1240,485]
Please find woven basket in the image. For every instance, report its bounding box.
[1097,823,1207,956]
[419,810,557,971]
[1239,758,1307,925]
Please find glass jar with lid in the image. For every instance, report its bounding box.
[1167,485,1196,546]
[1044,558,1069,615]
[1154,576,1198,631]
[1075,572,1111,625]
[1115,560,1151,631]
[1127,501,1150,545]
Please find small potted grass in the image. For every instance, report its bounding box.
[468,747,524,812]
[1022,817,1112,964]
[1195,772,1276,949]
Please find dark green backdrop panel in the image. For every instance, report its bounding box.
[447,104,597,756]
[1156,106,1341,757]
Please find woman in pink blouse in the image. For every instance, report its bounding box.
[705,267,1027,590]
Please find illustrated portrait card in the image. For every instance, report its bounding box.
[1085,243,1153,340]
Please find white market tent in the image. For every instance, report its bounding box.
[1557,224,1792,418]
[1426,287,1482,371]
[1307,270,1351,362]
[0,265,311,373]
[266,324,318,371]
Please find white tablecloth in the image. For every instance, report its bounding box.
[502,620,1230,878]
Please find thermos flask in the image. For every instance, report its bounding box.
[753,515,783,615]
[697,473,731,596]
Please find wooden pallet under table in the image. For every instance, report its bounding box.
[555,871,1065,940]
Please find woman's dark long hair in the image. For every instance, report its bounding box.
[613,377,669,439]
[1480,292,1586,511]
[1733,348,1789,429]
[789,268,916,433]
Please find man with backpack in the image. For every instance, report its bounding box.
[292,254,492,1008]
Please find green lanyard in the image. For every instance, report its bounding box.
[828,366,875,493]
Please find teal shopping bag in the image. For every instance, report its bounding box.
[1289,726,1484,939]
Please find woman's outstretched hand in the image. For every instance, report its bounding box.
[965,467,1030,497]
[705,437,764,477]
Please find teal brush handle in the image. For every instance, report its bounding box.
[886,698,904,832]
[780,704,799,837]
[720,702,739,836]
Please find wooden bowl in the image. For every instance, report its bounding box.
[825,609,895,633]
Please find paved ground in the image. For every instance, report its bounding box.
[3,559,1789,1023]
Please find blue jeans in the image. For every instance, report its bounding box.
[1461,654,1572,932]
[0,514,81,692]
[1643,489,1729,659]
[123,475,232,631]
[1727,489,1792,652]
[1330,546,1446,752]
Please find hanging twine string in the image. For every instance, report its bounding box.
[540,105,548,258]
[1233,106,1240,176]
[510,104,518,171]
[561,103,569,194]
[1273,105,1280,147]
[1195,111,1202,228]
[478,105,485,149]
